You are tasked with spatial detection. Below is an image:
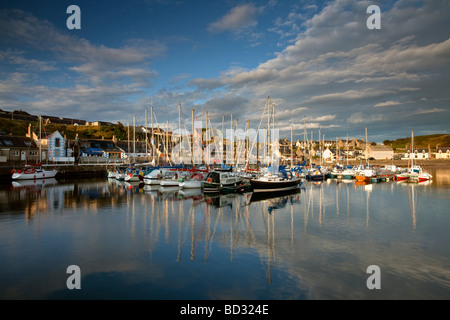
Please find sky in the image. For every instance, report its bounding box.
[0,0,449,143]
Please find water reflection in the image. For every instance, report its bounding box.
[1,171,449,299]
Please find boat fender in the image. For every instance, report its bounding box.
[11,169,15,174]
[207,178,212,183]
[34,175,36,179]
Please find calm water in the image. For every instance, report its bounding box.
[1,168,449,300]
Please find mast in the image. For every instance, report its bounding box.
[151,103,154,163]
[127,121,130,163]
[39,115,42,163]
[166,120,169,164]
[267,96,271,165]
[365,127,368,165]
[145,107,148,158]
[411,130,414,168]
[179,103,182,164]
[205,110,209,165]
[133,115,136,161]
[222,115,225,165]
[291,121,293,166]
[192,109,194,165]
[230,113,233,166]
[246,119,250,165]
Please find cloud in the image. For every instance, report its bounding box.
[374,101,402,108]
[347,112,384,124]
[189,0,450,140]
[0,9,165,87]
[207,4,260,33]
[413,108,447,115]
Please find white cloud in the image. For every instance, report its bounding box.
[413,108,447,115]
[374,101,402,108]
[207,4,260,33]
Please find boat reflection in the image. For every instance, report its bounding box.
[11,178,58,190]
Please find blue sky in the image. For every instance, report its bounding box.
[1,0,449,143]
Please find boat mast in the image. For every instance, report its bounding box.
[179,103,182,164]
[151,103,154,163]
[192,108,194,165]
[145,106,148,158]
[127,121,130,164]
[246,119,249,165]
[133,115,136,161]
[267,96,271,166]
[39,115,42,164]
[365,127,368,166]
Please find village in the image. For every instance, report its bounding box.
[1,109,449,170]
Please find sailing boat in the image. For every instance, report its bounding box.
[12,116,58,180]
[396,130,432,183]
[249,97,301,193]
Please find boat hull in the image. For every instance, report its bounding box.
[249,178,301,193]
[12,169,58,180]
[179,180,203,188]
[305,174,327,181]
[203,181,244,193]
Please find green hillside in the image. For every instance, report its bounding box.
[384,134,450,150]
[0,118,128,140]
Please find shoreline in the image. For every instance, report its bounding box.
[340,159,450,168]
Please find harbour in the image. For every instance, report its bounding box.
[2,0,450,304]
[1,166,449,300]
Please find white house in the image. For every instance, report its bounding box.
[322,148,334,162]
[402,148,430,160]
[48,130,66,159]
[435,147,450,159]
[365,145,394,160]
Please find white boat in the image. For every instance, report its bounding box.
[409,165,433,183]
[179,172,204,188]
[12,116,58,181]
[203,171,244,193]
[143,169,163,185]
[12,165,58,180]
[159,170,183,187]
[124,172,141,182]
[397,131,432,183]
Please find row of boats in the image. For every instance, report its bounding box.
[107,164,302,194]
[106,160,433,196]
[298,163,433,183]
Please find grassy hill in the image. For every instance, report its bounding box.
[0,118,128,140]
[384,134,450,150]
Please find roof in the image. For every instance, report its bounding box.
[369,145,393,151]
[0,135,38,148]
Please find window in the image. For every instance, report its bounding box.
[13,150,19,156]
[3,140,13,146]
[55,138,60,148]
